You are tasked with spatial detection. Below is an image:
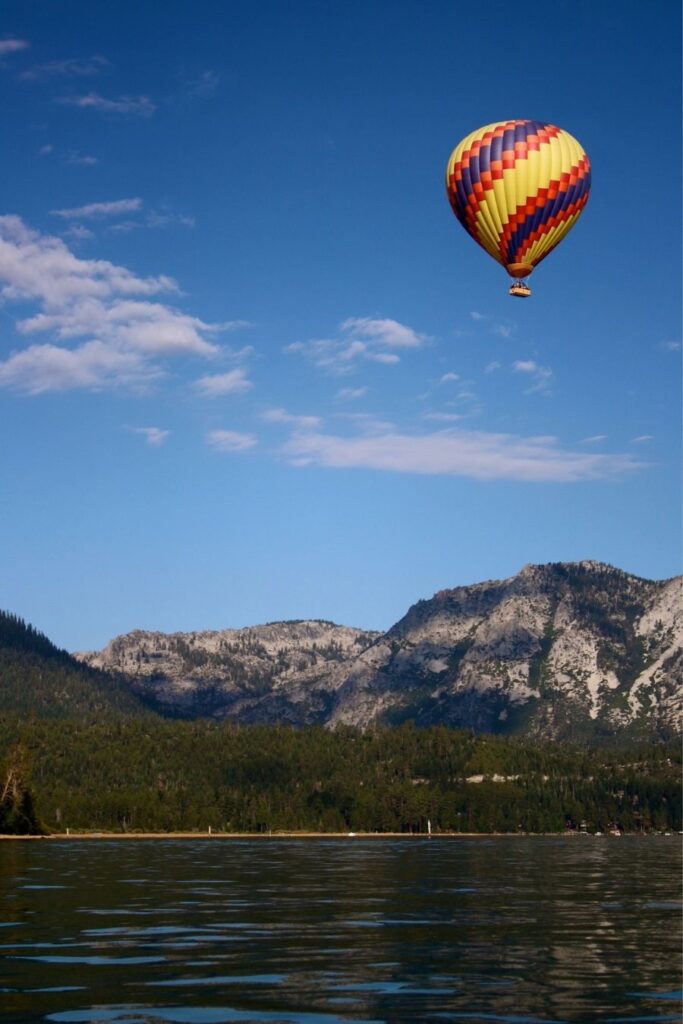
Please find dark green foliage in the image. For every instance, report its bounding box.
[0,610,149,720]
[0,717,678,835]
[0,741,45,834]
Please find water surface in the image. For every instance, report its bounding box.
[0,837,680,1023]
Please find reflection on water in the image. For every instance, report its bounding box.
[0,837,680,1023]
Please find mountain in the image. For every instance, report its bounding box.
[0,610,148,720]
[75,562,682,740]
[324,562,682,740]
[76,620,380,721]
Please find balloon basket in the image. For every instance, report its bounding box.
[509,281,531,298]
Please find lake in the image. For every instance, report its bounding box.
[0,837,680,1023]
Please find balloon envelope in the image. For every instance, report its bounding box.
[445,120,590,282]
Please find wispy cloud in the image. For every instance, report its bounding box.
[184,69,220,97]
[335,386,369,401]
[0,38,29,58]
[51,198,142,220]
[492,322,515,339]
[422,412,464,423]
[65,151,98,166]
[63,224,95,242]
[0,341,160,395]
[51,199,195,234]
[484,360,501,373]
[512,359,554,394]
[282,427,643,483]
[206,429,257,453]
[20,56,108,81]
[145,210,195,229]
[287,317,426,374]
[194,369,253,397]
[131,426,169,447]
[0,215,242,393]
[38,144,54,156]
[56,92,156,116]
[107,210,195,232]
[339,413,396,435]
[468,311,515,339]
[262,407,321,430]
[342,317,427,350]
[659,339,681,352]
[580,435,607,445]
[631,434,654,444]
[440,372,460,383]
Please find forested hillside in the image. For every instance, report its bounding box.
[0,611,149,720]
[0,717,678,835]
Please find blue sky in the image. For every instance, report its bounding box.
[0,0,680,650]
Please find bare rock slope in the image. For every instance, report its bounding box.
[76,562,682,739]
[76,620,380,723]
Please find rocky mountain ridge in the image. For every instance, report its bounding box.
[76,620,380,720]
[75,562,682,740]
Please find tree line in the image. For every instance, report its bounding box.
[0,717,679,835]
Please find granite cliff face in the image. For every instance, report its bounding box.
[76,620,380,723]
[75,562,682,739]
[323,562,682,738]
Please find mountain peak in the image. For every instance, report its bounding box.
[71,562,682,741]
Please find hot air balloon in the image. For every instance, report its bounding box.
[445,120,591,297]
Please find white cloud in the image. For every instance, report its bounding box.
[132,426,169,446]
[185,70,220,96]
[56,92,156,116]
[65,151,98,166]
[0,39,29,57]
[659,340,681,352]
[631,434,654,444]
[63,224,95,242]
[19,300,223,357]
[106,209,196,233]
[206,429,257,453]
[0,215,241,393]
[512,359,554,393]
[194,369,252,397]
[0,341,159,394]
[288,317,426,374]
[282,428,643,483]
[0,216,175,305]
[470,311,486,321]
[340,413,396,435]
[20,56,108,80]
[38,144,53,156]
[422,412,464,423]
[262,407,321,429]
[580,435,607,445]
[492,323,515,339]
[513,360,538,374]
[145,210,195,230]
[335,386,369,401]
[440,372,460,383]
[484,360,501,373]
[51,198,142,220]
[341,317,427,350]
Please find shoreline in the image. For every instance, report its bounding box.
[0,829,645,841]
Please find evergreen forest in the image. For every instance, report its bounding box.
[1,717,679,836]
